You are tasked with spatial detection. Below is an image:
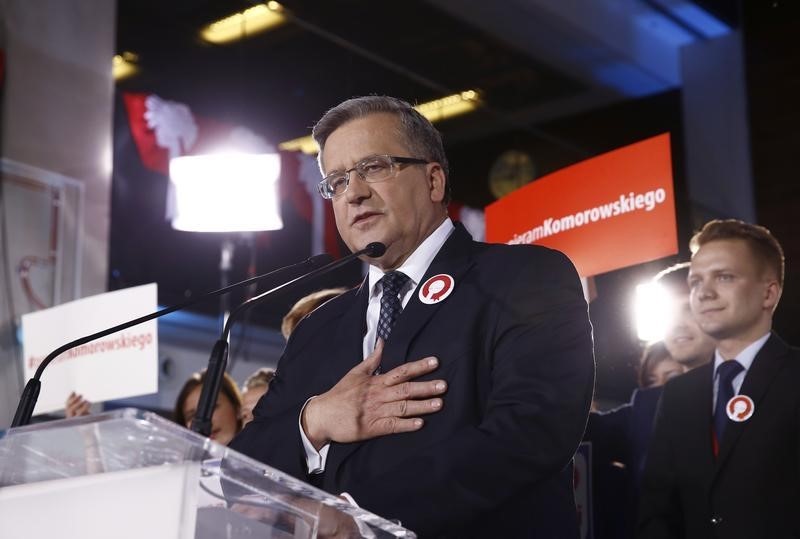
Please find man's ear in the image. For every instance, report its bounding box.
[763,280,782,312]
[428,163,446,204]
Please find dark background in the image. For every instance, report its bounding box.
[110,0,800,403]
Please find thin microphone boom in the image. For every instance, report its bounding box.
[224,241,386,340]
[190,242,386,437]
[10,254,333,429]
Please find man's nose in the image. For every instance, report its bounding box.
[669,317,688,332]
[344,172,371,202]
[696,280,716,300]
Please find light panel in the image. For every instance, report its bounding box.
[169,153,283,233]
[278,135,319,155]
[113,52,139,81]
[200,2,286,45]
[416,90,480,123]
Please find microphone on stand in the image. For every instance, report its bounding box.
[190,242,386,437]
[10,254,333,429]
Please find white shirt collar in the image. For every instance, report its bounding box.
[368,218,455,297]
[713,332,771,375]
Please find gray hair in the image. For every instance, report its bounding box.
[312,95,451,204]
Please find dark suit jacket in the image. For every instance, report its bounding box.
[230,223,596,538]
[638,333,800,539]
[585,386,662,539]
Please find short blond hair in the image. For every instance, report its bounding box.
[281,288,348,339]
[690,219,784,287]
[242,367,275,393]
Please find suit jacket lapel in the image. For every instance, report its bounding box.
[322,280,369,388]
[326,224,476,488]
[380,224,476,373]
[320,280,369,489]
[685,363,717,480]
[714,333,789,473]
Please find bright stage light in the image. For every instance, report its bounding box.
[633,281,676,342]
[169,153,283,233]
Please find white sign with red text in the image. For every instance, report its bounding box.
[21,284,158,415]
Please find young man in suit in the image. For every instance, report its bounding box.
[638,219,800,538]
[230,96,595,538]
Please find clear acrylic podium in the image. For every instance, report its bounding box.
[0,408,415,539]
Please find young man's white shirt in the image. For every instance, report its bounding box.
[711,332,770,408]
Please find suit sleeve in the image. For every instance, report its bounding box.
[346,248,596,536]
[585,404,633,464]
[637,388,683,539]
[228,332,318,482]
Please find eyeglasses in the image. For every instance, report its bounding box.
[317,154,429,199]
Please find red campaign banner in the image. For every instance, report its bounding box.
[485,133,678,277]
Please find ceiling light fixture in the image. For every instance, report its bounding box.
[278,90,480,155]
[416,90,480,123]
[113,52,139,81]
[277,135,319,155]
[200,2,287,45]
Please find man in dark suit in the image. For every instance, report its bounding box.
[229,96,595,538]
[639,219,800,539]
[586,263,715,539]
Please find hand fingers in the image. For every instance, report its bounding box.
[76,401,91,416]
[66,395,92,417]
[382,397,443,418]
[65,394,83,416]
[355,339,383,373]
[386,379,447,402]
[372,416,425,436]
[382,356,440,385]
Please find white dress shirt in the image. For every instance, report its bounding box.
[301,218,456,473]
[362,218,455,359]
[711,332,770,408]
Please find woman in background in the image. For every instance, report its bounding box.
[637,341,686,388]
[174,370,242,445]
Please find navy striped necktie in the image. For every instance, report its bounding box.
[714,359,744,443]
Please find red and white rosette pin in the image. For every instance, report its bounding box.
[418,274,455,305]
[726,395,755,422]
